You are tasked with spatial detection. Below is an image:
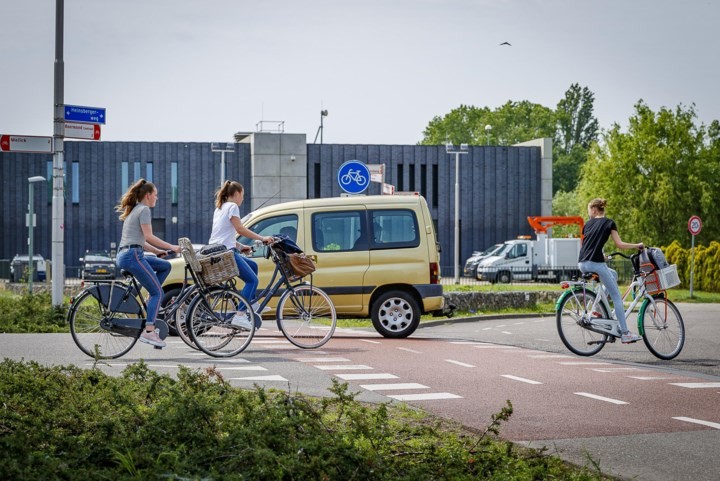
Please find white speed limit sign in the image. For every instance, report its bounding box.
[688,216,702,236]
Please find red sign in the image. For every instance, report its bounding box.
[0,134,53,153]
[64,122,101,140]
[688,216,702,236]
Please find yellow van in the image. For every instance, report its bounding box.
[163,195,444,338]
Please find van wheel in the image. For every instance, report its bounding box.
[371,291,421,338]
[497,271,512,284]
[161,287,182,336]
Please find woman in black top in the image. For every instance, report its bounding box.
[578,198,643,343]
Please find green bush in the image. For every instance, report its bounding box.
[664,240,720,293]
[0,360,605,480]
[0,293,67,333]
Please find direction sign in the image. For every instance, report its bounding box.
[64,122,101,140]
[0,135,53,154]
[688,216,702,236]
[337,160,370,194]
[64,104,106,124]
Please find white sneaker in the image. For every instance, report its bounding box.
[139,330,166,348]
[231,312,253,330]
[252,302,271,314]
[621,331,642,344]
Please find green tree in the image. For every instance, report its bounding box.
[577,101,720,247]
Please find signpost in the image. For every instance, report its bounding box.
[64,104,106,124]
[0,135,53,154]
[337,160,370,195]
[64,122,101,140]
[688,215,702,298]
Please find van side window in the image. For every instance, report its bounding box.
[312,211,364,252]
[509,243,527,259]
[238,214,298,258]
[370,209,420,249]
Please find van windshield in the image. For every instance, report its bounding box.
[494,243,513,257]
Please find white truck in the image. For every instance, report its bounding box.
[476,216,584,284]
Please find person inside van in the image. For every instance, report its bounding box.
[209,181,272,329]
[279,226,297,241]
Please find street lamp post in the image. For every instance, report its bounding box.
[446,143,469,284]
[28,176,46,293]
[313,110,328,144]
[484,124,492,145]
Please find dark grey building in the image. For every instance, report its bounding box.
[1,134,550,277]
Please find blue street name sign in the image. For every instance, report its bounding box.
[64,104,106,125]
[337,160,370,195]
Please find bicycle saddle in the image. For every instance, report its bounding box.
[582,272,600,281]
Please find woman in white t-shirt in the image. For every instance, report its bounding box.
[209,181,272,326]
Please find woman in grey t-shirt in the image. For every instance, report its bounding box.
[115,179,180,348]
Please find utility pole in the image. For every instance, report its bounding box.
[51,0,65,306]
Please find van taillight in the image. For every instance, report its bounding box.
[430,262,440,284]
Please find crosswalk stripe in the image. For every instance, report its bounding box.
[360,383,429,391]
[335,373,398,380]
[388,392,462,401]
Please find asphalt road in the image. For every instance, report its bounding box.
[1,302,718,481]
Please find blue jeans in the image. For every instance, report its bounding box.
[232,249,259,303]
[578,261,629,332]
[116,247,171,327]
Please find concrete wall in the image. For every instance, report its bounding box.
[247,133,307,210]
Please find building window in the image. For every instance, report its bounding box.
[409,164,416,191]
[146,162,153,183]
[314,163,321,198]
[432,165,438,208]
[72,162,79,204]
[121,162,129,192]
[171,162,178,205]
[133,162,141,182]
[397,164,404,192]
[420,164,427,199]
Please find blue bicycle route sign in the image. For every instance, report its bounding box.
[337,160,370,194]
[64,105,106,125]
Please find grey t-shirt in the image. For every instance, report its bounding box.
[119,204,150,248]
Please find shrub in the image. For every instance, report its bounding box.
[0,293,67,333]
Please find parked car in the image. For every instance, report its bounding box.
[10,254,46,282]
[162,195,444,338]
[462,244,502,278]
[80,251,116,280]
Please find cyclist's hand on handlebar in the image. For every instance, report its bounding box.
[637,242,644,250]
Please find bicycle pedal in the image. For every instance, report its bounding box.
[153,345,164,350]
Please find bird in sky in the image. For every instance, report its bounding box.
[499,41,511,46]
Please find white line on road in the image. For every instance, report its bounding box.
[214,366,267,371]
[513,322,526,325]
[559,361,612,365]
[335,373,399,380]
[229,375,288,381]
[482,327,493,331]
[296,357,351,363]
[501,331,513,335]
[527,354,572,358]
[628,376,676,380]
[669,382,720,389]
[590,368,642,372]
[575,392,628,405]
[473,345,517,349]
[397,347,422,354]
[501,375,543,385]
[359,339,382,344]
[496,324,506,328]
[360,383,429,391]
[673,417,720,429]
[388,392,463,401]
[449,341,492,345]
[445,359,476,368]
[314,365,373,370]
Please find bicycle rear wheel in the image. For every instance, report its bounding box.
[277,285,336,349]
[187,288,254,357]
[556,289,609,356]
[68,289,139,359]
[640,296,685,360]
[173,291,200,350]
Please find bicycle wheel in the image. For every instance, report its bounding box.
[556,288,609,356]
[187,288,254,357]
[173,290,199,350]
[640,296,685,360]
[277,285,336,349]
[68,289,139,359]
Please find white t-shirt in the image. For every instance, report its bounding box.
[208,201,241,249]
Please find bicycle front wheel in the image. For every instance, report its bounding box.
[640,296,685,360]
[173,290,200,350]
[556,289,609,356]
[187,289,254,357]
[68,289,139,359]
[277,285,336,349]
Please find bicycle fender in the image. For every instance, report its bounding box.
[555,286,595,311]
[87,284,143,315]
[637,292,666,335]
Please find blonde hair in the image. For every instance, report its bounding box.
[588,198,607,213]
[215,180,244,209]
[116,179,155,220]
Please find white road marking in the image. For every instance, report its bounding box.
[501,375,542,385]
[535,338,553,342]
[214,366,267,371]
[445,359,476,368]
[669,382,720,389]
[397,347,422,354]
[229,375,288,381]
[590,367,642,372]
[628,376,676,380]
[449,341,492,345]
[314,365,373,370]
[528,354,572,359]
[201,358,251,363]
[359,339,382,344]
[360,383,429,391]
[513,322,526,325]
[473,345,516,349]
[501,331,513,335]
[533,319,546,323]
[388,392,463,401]
[673,417,720,430]
[335,373,398,380]
[559,361,611,365]
[296,357,351,363]
[575,392,628,405]
[482,327,493,331]
[252,339,290,344]
[496,324,506,328]
[256,344,300,350]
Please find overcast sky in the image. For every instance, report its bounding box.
[1,0,718,145]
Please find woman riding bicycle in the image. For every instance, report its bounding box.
[578,198,643,344]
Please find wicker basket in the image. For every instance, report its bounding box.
[197,250,239,285]
[178,238,201,273]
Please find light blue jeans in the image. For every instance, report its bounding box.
[578,261,630,333]
[116,247,171,327]
[232,249,259,303]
